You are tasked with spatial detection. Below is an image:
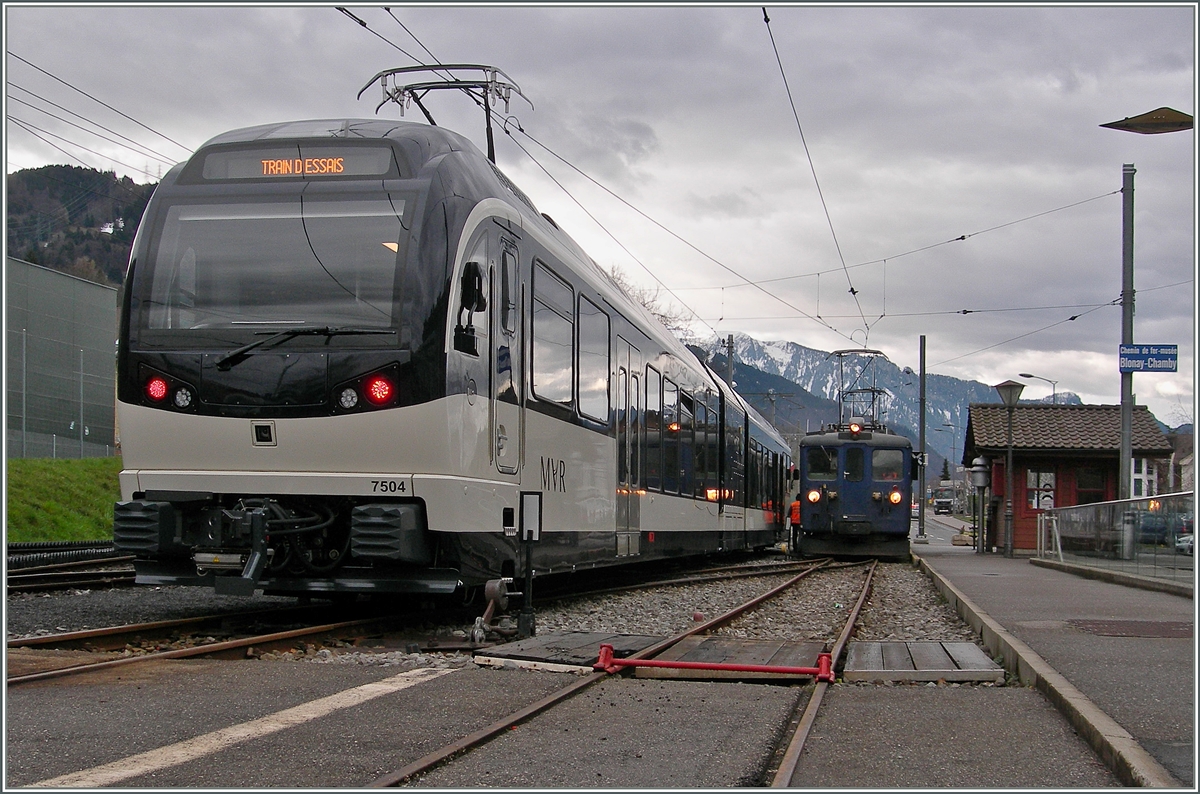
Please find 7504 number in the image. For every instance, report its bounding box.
[370,480,407,493]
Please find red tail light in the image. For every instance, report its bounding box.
[364,375,393,405]
[145,376,169,402]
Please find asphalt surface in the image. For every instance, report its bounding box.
[5,517,1188,788]
[915,514,1194,788]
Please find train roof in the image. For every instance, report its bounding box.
[798,427,913,449]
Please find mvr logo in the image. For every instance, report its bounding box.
[541,456,567,492]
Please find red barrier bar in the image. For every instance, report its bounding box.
[593,643,834,682]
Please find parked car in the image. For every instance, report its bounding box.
[1175,533,1193,556]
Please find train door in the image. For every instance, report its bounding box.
[492,237,524,475]
[616,336,641,556]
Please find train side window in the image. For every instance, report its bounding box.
[630,372,641,487]
[645,367,662,491]
[693,399,707,498]
[806,447,836,480]
[872,449,904,481]
[577,295,609,422]
[679,391,694,497]
[845,448,864,482]
[663,378,679,494]
[531,261,574,405]
[500,244,518,334]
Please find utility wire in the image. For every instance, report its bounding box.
[762,7,869,338]
[336,8,424,63]
[932,302,1116,367]
[8,82,179,164]
[673,190,1123,291]
[501,124,718,339]
[9,117,156,195]
[6,50,189,152]
[506,121,860,346]
[8,95,177,167]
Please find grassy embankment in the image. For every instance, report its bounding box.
[6,457,122,543]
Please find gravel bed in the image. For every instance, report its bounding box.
[5,560,980,669]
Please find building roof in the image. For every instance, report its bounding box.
[964,403,1172,460]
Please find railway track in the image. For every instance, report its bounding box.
[4,552,813,682]
[4,602,465,686]
[367,558,874,787]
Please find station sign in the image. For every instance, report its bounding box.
[1119,344,1177,373]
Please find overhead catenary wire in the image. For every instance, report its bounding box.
[762,6,869,339]
[8,96,177,168]
[672,190,1123,292]
[6,50,190,153]
[500,122,718,340]
[8,82,179,165]
[505,121,861,346]
[9,117,160,188]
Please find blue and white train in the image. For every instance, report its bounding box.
[112,118,791,598]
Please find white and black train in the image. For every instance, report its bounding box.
[113,119,792,598]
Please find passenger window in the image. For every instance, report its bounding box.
[532,262,573,405]
[577,295,609,422]
[845,448,864,482]
[872,449,904,481]
[645,367,661,491]
[500,245,518,334]
[807,447,836,480]
[663,378,679,494]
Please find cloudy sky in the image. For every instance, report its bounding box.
[5,4,1196,424]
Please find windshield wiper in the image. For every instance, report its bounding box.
[214,326,396,370]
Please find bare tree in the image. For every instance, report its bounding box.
[603,265,693,338]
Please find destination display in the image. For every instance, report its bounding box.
[1119,344,1178,372]
[201,145,395,181]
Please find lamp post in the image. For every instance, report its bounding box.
[1100,107,1192,499]
[994,380,1025,558]
[1018,373,1058,405]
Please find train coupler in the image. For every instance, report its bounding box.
[213,508,269,596]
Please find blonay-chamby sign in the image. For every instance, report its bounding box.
[1119,344,1178,372]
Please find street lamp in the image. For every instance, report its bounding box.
[994,380,1025,558]
[1101,107,1192,500]
[1018,373,1058,404]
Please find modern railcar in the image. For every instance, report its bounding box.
[111,117,791,598]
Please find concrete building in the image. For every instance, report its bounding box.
[6,257,118,458]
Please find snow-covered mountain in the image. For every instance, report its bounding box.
[695,332,1082,465]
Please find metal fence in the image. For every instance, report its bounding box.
[1037,491,1194,584]
[7,429,116,459]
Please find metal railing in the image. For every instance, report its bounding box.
[1037,492,1194,583]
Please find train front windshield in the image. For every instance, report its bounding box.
[131,195,410,344]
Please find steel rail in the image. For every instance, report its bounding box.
[770,558,878,786]
[368,559,832,787]
[7,567,136,593]
[6,613,405,686]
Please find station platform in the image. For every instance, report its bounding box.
[915,516,1194,788]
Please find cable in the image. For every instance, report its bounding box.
[8,82,178,164]
[762,7,868,338]
[932,302,1116,367]
[501,126,715,337]
[9,116,158,181]
[8,118,158,196]
[336,7,424,63]
[6,50,189,152]
[673,190,1123,292]
[505,121,860,346]
[9,95,176,167]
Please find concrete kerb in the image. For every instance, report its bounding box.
[913,553,1182,789]
[1029,557,1193,599]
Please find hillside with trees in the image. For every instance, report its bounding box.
[6,165,157,286]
